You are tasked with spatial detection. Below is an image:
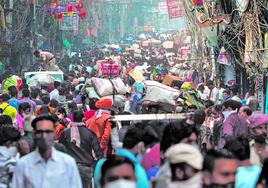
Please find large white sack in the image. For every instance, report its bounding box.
[92,78,113,97]
[142,80,181,106]
[92,77,128,97]
[112,77,128,95]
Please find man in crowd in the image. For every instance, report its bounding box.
[224,136,261,188]
[60,110,103,188]
[202,150,238,188]
[50,81,60,101]
[34,50,58,71]
[19,89,36,112]
[94,126,149,188]
[248,113,268,166]
[12,116,82,188]
[164,143,203,188]
[100,155,136,188]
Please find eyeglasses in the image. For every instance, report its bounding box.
[35,130,54,135]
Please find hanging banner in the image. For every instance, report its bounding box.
[59,12,79,31]
[263,33,268,68]
[166,0,185,19]
[265,79,268,114]
[159,2,168,13]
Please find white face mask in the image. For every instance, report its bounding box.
[104,180,136,188]
[176,106,183,113]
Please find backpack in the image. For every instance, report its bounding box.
[0,105,10,115]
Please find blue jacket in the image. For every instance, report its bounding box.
[94,148,149,188]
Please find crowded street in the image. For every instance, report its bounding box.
[0,0,268,188]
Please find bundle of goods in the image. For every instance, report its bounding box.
[141,80,181,112]
[96,59,121,77]
[180,82,205,110]
[162,74,183,88]
[85,77,129,109]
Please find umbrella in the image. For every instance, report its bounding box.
[28,74,55,87]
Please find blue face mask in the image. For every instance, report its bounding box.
[223,96,229,101]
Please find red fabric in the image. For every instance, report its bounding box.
[95,99,112,109]
[54,123,65,140]
[86,112,111,157]
[84,110,96,121]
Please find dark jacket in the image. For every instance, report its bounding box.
[59,125,103,167]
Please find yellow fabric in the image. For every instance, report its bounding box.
[0,102,17,121]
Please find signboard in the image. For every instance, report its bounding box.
[166,0,185,19]
[59,12,79,31]
[159,2,168,13]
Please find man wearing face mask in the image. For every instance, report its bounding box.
[218,100,248,149]
[0,125,21,187]
[202,150,238,188]
[164,143,204,188]
[94,126,149,188]
[100,155,136,188]
[175,98,185,113]
[248,113,268,166]
[12,116,82,188]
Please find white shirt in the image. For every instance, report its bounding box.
[49,89,59,100]
[210,87,219,103]
[12,147,82,188]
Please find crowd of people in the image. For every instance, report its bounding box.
[0,40,267,188]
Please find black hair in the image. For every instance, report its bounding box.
[22,89,30,98]
[56,107,67,117]
[0,125,21,145]
[242,107,252,116]
[30,89,39,99]
[224,136,250,161]
[142,125,159,147]
[54,81,61,89]
[0,115,13,126]
[193,110,206,125]
[160,121,199,153]
[123,126,144,149]
[31,116,55,130]
[223,89,231,95]
[68,101,78,113]
[188,105,198,110]
[49,99,59,108]
[33,50,40,57]
[41,95,50,105]
[223,99,242,111]
[0,94,10,102]
[204,100,214,108]
[73,110,84,122]
[18,102,31,115]
[101,155,135,182]
[20,83,29,90]
[50,113,59,123]
[89,98,98,110]
[203,150,235,172]
[8,86,17,98]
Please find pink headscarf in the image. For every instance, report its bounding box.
[248,113,268,128]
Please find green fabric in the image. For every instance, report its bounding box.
[63,37,71,49]
[2,77,17,94]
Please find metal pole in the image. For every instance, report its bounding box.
[110,113,187,121]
